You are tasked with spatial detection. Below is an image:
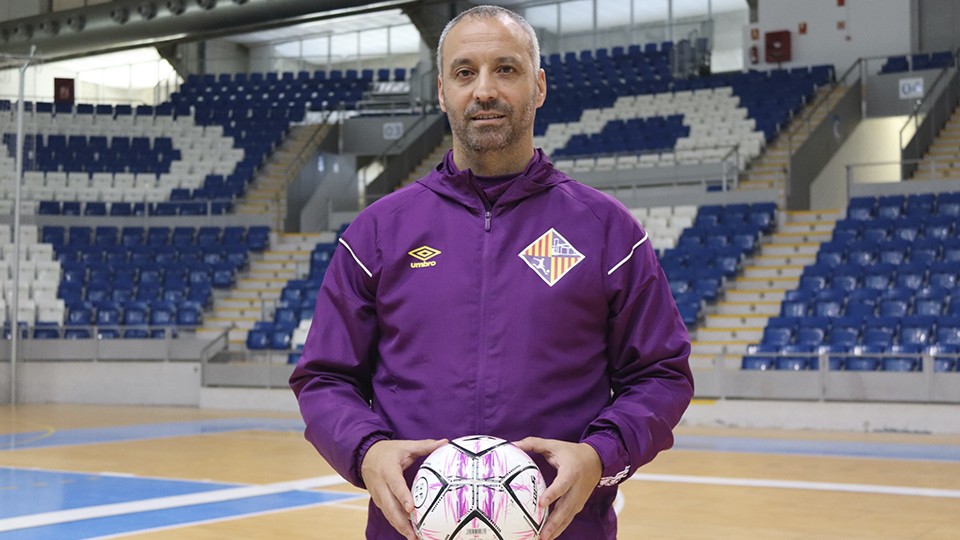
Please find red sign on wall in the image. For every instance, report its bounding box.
[765,30,792,64]
[54,78,74,103]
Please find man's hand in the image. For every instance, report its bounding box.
[361,438,448,540]
[513,437,602,540]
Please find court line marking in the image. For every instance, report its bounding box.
[632,473,960,499]
[86,500,355,540]
[0,474,354,533]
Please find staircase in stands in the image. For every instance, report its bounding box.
[689,207,843,368]
[235,123,331,227]
[402,134,453,187]
[738,84,848,197]
[912,103,960,180]
[198,230,334,350]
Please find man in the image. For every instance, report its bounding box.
[290,5,693,539]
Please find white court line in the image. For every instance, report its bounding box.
[631,473,960,499]
[8,471,958,534]
[0,474,350,533]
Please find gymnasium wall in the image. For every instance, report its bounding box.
[747,0,912,74]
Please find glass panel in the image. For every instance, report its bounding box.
[525,3,559,34]
[330,33,359,65]
[632,0,668,24]
[560,0,594,34]
[359,27,388,59]
[301,36,330,67]
[389,24,421,56]
[597,0,632,29]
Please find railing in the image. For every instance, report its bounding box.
[362,109,446,203]
[899,53,960,180]
[785,59,857,158]
[844,157,960,199]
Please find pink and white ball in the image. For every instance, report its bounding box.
[410,435,548,540]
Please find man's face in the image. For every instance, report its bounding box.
[437,16,546,156]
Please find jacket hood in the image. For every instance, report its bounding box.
[417,148,569,211]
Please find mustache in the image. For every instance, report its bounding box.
[463,100,511,118]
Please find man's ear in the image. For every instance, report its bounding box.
[535,68,547,108]
[437,75,447,112]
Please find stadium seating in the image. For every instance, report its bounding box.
[745,191,960,371]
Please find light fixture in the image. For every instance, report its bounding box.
[12,24,33,39]
[66,15,86,32]
[138,2,158,20]
[38,19,60,36]
[232,0,249,4]
[167,0,186,15]
[197,0,217,10]
[110,7,130,24]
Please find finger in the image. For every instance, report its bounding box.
[399,438,449,469]
[539,496,577,540]
[384,467,417,513]
[539,470,572,510]
[512,436,547,453]
[374,485,418,539]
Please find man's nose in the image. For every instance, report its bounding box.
[473,70,498,101]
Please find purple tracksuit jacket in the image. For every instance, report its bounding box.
[290,149,693,539]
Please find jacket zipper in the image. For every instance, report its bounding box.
[484,210,492,232]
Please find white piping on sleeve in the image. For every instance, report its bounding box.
[607,233,649,275]
[338,237,373,278]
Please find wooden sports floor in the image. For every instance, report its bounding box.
[1,403,958,539]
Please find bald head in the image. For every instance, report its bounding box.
[436,5,541,77]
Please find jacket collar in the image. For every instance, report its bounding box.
[418,148,567,211]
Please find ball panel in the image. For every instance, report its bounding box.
[412,435,547,540]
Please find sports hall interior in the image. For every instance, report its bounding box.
[0,0,958,538]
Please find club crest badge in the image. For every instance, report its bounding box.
[519,228,585,286]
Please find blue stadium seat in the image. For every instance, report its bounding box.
[931,344,958,372]
[743,343,778,370]
[847,344,883,371]
[818,343,849,370]
[246,322,273,350]
[776,344,816,370]
[883,344,922,372]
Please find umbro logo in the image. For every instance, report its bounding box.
[408,245,441,268]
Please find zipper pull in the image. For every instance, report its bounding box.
[484,210,492,232]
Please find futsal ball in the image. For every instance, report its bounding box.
[410,435,548,540]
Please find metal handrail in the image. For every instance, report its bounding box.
[785,58,861,155]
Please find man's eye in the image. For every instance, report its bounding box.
[455,70,473,78]
[499,66,515,74]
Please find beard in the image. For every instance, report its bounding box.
[446,91,538,154]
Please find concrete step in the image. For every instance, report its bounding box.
[733,276,800,290]
[759,242,820,257]
[770,230,831,244]
[785,209,843,223]
[724,288,787,303]
[780,220,835,234]
[261,249,311,261]
[212,307,266,319]
[202,316,259,330]
[702,313,772,328]
[742,264,804,279]
[690,340,751,356]
[750,253,815,267]
[696,326,763,342]
[713,300,781,316]
[237,278,290,290]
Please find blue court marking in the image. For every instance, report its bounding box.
[674,434,960,462]
[0,468,237,519]
[0,490,357,540]
[0,418,305,451]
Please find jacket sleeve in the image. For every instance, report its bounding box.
[289,218,392,488]
[580,208,694,487]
